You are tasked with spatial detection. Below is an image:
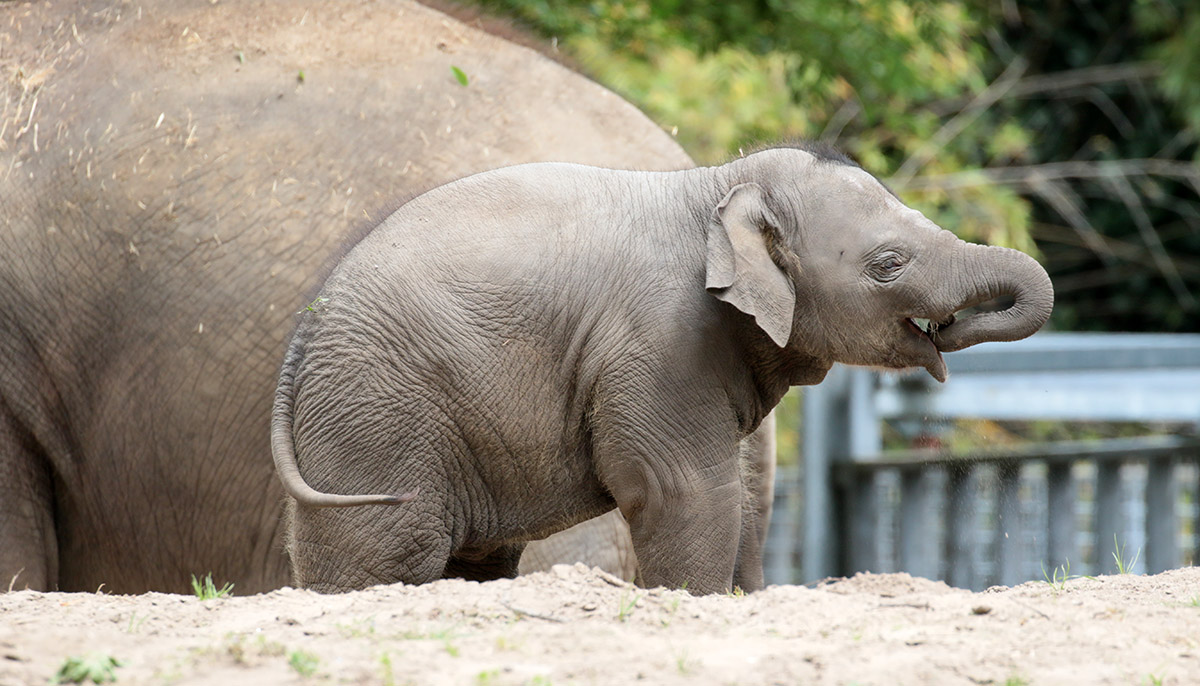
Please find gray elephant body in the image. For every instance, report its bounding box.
[0,0,695,593]
[517,412,775,580]
[275,150,1054,594]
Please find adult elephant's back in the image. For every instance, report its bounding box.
[0,0,690,593]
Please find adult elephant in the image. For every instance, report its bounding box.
[0,0,772,593]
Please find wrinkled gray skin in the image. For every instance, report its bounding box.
[274,148,1054,595]
[0,0,720,593]
[519,413,775,580]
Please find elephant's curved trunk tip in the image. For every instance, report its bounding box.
[933,245,1054,353]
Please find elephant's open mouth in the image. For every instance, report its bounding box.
[903,314,957,382]
[906,314,956,341]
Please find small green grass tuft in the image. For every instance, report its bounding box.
[395,625,461,656]
[125,611,147,634]
[451,65,469,86]
[474,669,501,685]
[494,635,523,652]
[301,296,329,314]
[1112,534,1142,575]
[336,615,378,639]
[219,633,285,665]
[288,650,319,678]
[1040,558,1092,593]
[1003,675,1030,686]
[190,573,233,600]
[660,592,684,627]
[52,653,122,684]
[379,651,395,686]
[616,590,642,622]
[674,649,698,675]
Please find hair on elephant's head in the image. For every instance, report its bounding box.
[706,145,1054,382]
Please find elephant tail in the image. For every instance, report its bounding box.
[271,335,418,508]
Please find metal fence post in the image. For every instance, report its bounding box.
[847,369,887,574]
[802,367,849,583]
[1046,462,1076,570]
[900,467,944,579]
[944,464,978,589]
[847,470,883,573]
[763,465,799,585]
[1094,462,1122,574]
[1193,461,1200,566]
[995,462,1023,586]
[1146,459,1180,573]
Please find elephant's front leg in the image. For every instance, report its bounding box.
[732,489,765,592]
[731,411,776,592]
[626,476,743,594]
[591,386,745,595]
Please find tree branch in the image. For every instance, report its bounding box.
[1005,61,1163,98]
[1103,174,1196,308]
[892,159,1200,193]
[892,56,1028,185]
[927,62,1164,116]
[1028,178,1115,264]
[819,98,861,144]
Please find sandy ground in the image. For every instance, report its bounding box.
[2,564,1198,686]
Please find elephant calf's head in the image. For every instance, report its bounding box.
[706,147,1054,382]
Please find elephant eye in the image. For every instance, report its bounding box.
[869,252,906,281]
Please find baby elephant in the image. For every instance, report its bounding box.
[272,144,1053,594]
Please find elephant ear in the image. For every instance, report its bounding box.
[705,183,796,348]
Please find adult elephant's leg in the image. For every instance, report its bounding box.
[518,509,637,580]
[0,406,57,591]
[444,543,525,582]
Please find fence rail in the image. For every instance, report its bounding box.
[769,333,1200,590]
[837,437,1200,589]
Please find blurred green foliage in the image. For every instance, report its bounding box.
[477,0,1036,251]
[1139,3,1200,144]
[981,1,1200,333]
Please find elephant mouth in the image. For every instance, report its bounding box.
[908,314,957,340]
[904,314,956,382]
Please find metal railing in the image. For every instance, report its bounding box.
[764,333,1200,589]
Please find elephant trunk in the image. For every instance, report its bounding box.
[932,243,1054,353]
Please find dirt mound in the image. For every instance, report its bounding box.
[2,565,1198,685]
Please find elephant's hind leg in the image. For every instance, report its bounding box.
[288,502,451,592]
[443,543,525,582]
[0,408,58,591]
